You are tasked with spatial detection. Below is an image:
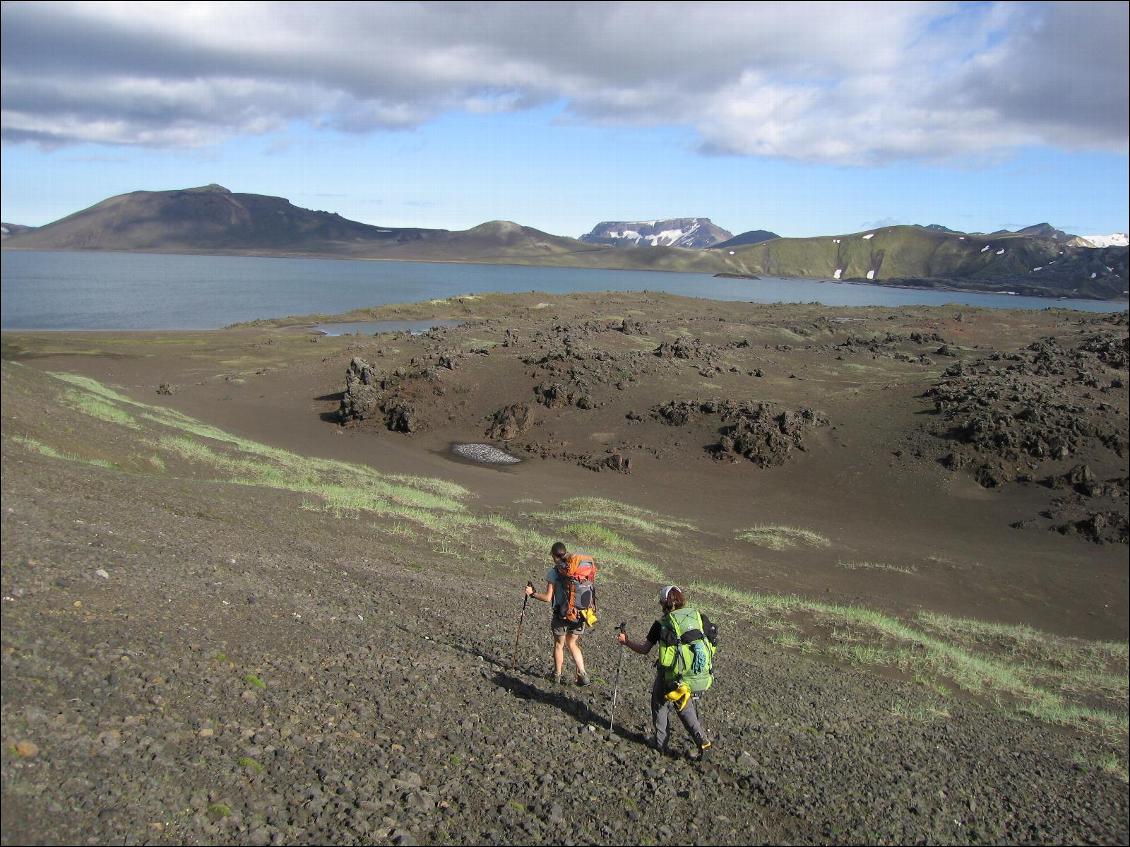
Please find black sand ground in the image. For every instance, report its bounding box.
[2,292,1127,844]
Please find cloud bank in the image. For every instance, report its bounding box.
[2,1,1126,165]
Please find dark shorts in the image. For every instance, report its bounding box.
[551,612,585,638]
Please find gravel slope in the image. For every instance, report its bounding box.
[2,439,1126,845]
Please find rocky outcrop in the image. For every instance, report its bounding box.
[339,357,382,423]
[532,382,594,410]
[650,399,828,466]
[486,403,534,440]
[338,357,430,433]
[384,401,421,433]
[926,331,1129,484]
[653,337,702,359]
[714,405,829,467]
[653,400,698,426]
[1053,510,1129,545]
[925,321,1129,543]
[581,452,632,473]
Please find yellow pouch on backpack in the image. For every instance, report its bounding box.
[580,607,598,627]
[665,682,692,711]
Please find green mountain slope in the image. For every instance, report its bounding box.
[728,225,1127,299]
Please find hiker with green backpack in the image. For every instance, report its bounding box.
[617,585,716,759]
[525,542,597,687]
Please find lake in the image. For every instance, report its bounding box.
[1,249,1125,331]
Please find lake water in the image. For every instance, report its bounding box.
[2,249,1125,331]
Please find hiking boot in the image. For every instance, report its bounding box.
[696,741,712,761]
[575,672,592,687]
[548,671,562,685]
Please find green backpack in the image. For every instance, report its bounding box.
[656,607,717,693]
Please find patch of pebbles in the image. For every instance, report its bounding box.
[451,443,521,464]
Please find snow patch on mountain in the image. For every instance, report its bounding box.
[580,218,732,249]
[1079,233,1129,248]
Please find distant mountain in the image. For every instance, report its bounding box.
[721,224,1127,299]
[1078,233,1130,248]
[1,223,36,239]
[579,218,732,249]
[0,185,735,275]
[0,184,445,254]
[3,188,1125,299]
[980,223,1077,241]
[930,223,1127,250]
[1013,223,1077,241]
[711,230,779,250]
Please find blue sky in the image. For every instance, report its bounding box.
[2,1,1127,238]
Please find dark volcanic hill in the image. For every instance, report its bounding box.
[0,184,444,254]
[0,186,738,275]
[1,186,734,274]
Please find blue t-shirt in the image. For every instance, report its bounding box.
[546,567,566,615]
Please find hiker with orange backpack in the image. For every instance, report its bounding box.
[617,585,715,759]
[525,542,597,687]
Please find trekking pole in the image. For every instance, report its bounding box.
[511,582,532,670]
[608,622,626,731]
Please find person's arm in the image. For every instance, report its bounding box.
[526,580,555,605]
[617,630,655,655]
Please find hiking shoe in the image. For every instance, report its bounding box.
[575,672,592,687]
[548,672,562,685]
[697,741,712,761]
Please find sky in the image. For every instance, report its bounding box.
[1,1,1127,239]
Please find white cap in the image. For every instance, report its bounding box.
[658,585,678,605]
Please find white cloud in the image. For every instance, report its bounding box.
[1,1,1125,164]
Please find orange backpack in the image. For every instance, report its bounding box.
[557,553,597,623]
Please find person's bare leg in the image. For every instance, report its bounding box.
[552,634,566,678]
[565,633,586,677]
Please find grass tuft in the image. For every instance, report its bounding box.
[839,560,917,575]
[9,434,116,468]
[736,526,830,550]
[535,497,696,537]
[691,581,1128,737]
[561,522,640,553]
